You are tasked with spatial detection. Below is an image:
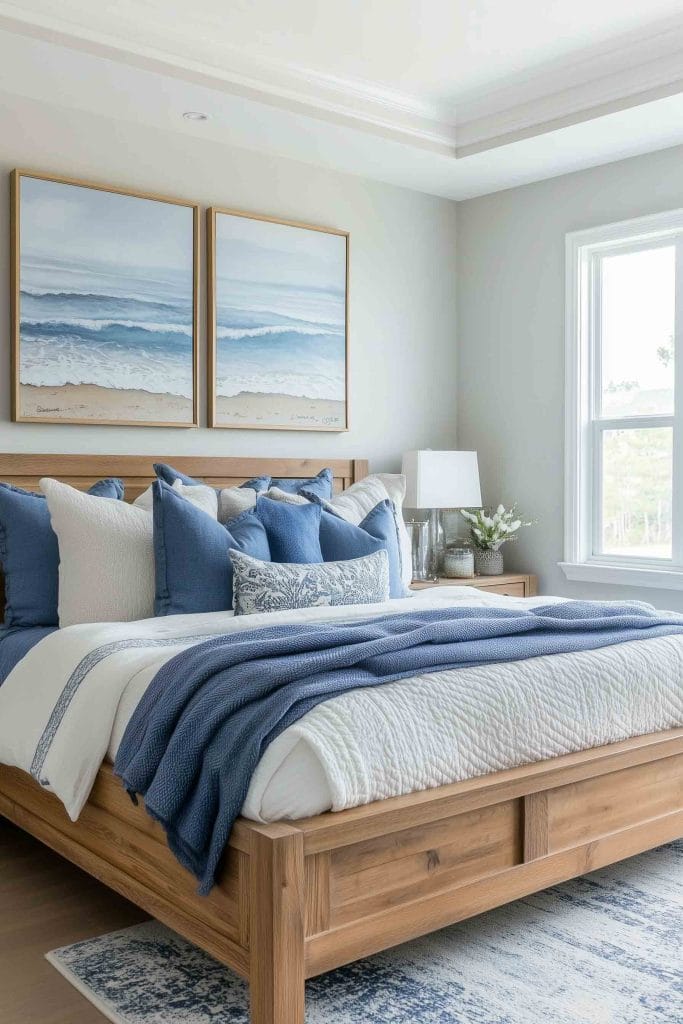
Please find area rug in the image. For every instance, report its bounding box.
[46,840,683,1024]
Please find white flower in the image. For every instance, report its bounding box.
[482,516,493,528]
[509,520,522,532]
[496,504,505,516]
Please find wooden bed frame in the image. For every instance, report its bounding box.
[1,453,682,1024]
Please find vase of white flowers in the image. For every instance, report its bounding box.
[460,504,535,576]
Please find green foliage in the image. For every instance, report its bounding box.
[460,504,535,551]
[602,428,671,556]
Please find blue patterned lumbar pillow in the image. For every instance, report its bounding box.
[319,499,408,598]
[153,481,270,614]
[230,548,390,616]
[0,477,123,628]
[255,496,324,563]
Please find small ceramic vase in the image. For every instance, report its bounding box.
[474,548,504,576]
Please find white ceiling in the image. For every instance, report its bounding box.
[2,0,683,199]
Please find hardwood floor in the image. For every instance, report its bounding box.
[0,816,148,1023]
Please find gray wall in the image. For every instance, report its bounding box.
[0,93,458,472]
[457,143,683,609]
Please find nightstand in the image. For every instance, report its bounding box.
[410,572,537,598]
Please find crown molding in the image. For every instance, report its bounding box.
[3,2,683,162]
[455,23,683,154]
[0,3,458,154]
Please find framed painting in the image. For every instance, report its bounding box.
[11,170,199,427]
[207,207,348,431]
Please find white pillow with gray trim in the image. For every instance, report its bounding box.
[230,548,389,616]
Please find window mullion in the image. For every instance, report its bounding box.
[672,237,683,566]
[592,421,603,559]
[587,254,601,559]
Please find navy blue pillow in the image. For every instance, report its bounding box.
[0,478,124,628]
[255,497,323,563]
[273,468,333,499]
[153,481,270,614]
[320,499,406,598]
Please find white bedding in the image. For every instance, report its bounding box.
[1,587,682,825]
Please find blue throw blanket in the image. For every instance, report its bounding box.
[114,600,683,892]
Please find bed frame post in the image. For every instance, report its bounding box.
[249,823,306,1024]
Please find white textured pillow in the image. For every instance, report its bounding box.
[264,487,310,505]
[40,478,154,626]
[314,474,412,589]
[134,478,218,519]
[217,485,258,524]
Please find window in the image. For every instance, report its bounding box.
[562,209,683,589]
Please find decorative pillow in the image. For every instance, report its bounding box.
[153,481,270,615]
[153,462,202,487]
[240,476,270,493]
[231,548,390,616]
[134,478,218,519]
[319,499,407,598]
[152,462,260,525]
[304,474,411,590]
[272,468,333,499]
[255,497,323,563]
[264,487,310,505]
[0,477,123,628]
[40,478,154,627]
[217,486,258,524]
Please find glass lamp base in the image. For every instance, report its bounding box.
[427,508,444,579]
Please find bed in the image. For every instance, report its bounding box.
[0,452,682,1024]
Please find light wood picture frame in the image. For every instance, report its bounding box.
[207,206,349,432]
[11,169,199,427]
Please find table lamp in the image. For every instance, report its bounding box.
[402,450,482,579]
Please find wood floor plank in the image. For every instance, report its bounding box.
[0,816,148,1024]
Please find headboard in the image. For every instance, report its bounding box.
[0,453,369,614]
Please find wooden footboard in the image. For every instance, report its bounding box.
[2,727,683,1024]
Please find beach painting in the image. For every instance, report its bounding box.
[12,171,198,426]
[208,208,348,430]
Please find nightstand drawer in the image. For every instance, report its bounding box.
[410,574,536,596]
[479,582,526,597]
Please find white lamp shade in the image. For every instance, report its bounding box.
[402,450,482,509]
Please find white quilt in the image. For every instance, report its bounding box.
[0,587,682,825]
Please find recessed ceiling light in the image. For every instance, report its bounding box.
[183,111,209,122]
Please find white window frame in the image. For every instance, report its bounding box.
[561,208,683,590]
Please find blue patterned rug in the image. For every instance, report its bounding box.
[47,840,683,1024]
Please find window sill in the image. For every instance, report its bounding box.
[559,561,683,591]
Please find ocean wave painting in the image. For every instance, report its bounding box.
[13,172,197,425]
[209,209,348,430]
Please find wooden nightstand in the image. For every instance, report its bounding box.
[410,572,537,597]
